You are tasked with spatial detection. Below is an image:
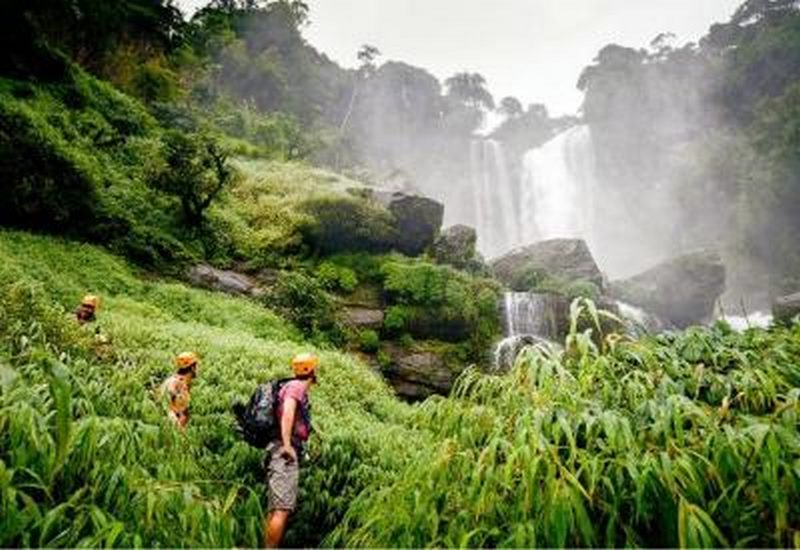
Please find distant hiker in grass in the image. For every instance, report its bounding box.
[264,352,318,548]
[159,351,199,430]
[75,294,99,324]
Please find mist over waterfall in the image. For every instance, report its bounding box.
[452,139,521,257]
[448,124,674,278]
[519,125,597,250]
[449,125,601,264]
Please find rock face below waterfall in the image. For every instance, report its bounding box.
[490,239,604,291]
[379,343,460,401]
[433,225,477,269]
[609,250,726,328]
[773,292,800,325]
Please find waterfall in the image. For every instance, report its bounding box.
[463,138,520,258]
[519,125,598,248]
[616,301,666,336]
[493,292,561,371]
[454,126,598,262]
[502,292,561,339]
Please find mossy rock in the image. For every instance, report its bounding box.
[490,239,604,291]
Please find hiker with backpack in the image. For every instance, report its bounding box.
[233,352,319,548]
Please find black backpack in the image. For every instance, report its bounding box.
[233,378,291,448]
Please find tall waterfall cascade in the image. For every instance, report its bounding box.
[519,125,598,249]
[451,126,599,261]
[462,139,521,257]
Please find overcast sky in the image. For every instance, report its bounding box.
[177,0,743,115]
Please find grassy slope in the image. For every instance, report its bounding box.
[2,229,799,547]
[0,229,424,547]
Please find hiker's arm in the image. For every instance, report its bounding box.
[281,398,297,450]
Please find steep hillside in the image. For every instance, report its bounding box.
[0,230,425,547]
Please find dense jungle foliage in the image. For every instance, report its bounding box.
[1,0,799,547]
[1,232,798,547]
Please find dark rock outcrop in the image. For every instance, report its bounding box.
[608,250,726,328]
[773,292,800,325]
[380,343,458,401]
[490,239,604,291]
[374,191,444,256]
[340,306,385,331]
[188,265,261,296]
[432,225,477,269]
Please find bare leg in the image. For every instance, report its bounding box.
[264,509,290,548]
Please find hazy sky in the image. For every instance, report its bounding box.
[177,0,743,115]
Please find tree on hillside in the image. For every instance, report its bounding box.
[499,96,524,117]
[339,44,382,132]
[444,72,495,110]
[153,131,235,227]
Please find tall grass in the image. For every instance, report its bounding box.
[2,230,798,547]
[329,301,800,547]
[0,230,420,547]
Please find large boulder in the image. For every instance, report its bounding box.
[340,306,385,331]
[490,239,604,291]
[380,343,459,401]
[432,225,477,269]
[608,250,726,328]
[773,292,800,325]
[373,190,444,256]
[187,264,261,296]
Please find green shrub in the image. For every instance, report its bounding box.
[324,253,385,284]
[316,262,358,293]
[299,195,397,255]
[130,59,182,104]
[379,257,502,357]
[0,96,100,231]
[358,329,380,353]
[383,305,411,334]
[261,270,342,343]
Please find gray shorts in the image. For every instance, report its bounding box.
[265,442,299,512]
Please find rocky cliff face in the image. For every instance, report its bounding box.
[608,250,726,328]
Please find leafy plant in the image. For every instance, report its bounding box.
[316,262,358,294]
[152,130,235,227]
[358,330,380,353]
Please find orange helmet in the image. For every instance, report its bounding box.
[175,351,199,370]
[291,353,319,378]
[82,294,100,309]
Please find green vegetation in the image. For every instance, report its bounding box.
[0,230,419,547]
[330,303,800,547]
[2,231,799,547]
[378,257,502,359]
[2,0,800,547]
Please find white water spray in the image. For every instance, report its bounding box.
[519,125,598,248]
[493,292,561,371]
[465,139,520,257]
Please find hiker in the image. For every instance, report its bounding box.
[264,352,318,548]
[159,351,199,430]
[75,294,99,324]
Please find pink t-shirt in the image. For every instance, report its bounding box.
[277,380,309,441]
